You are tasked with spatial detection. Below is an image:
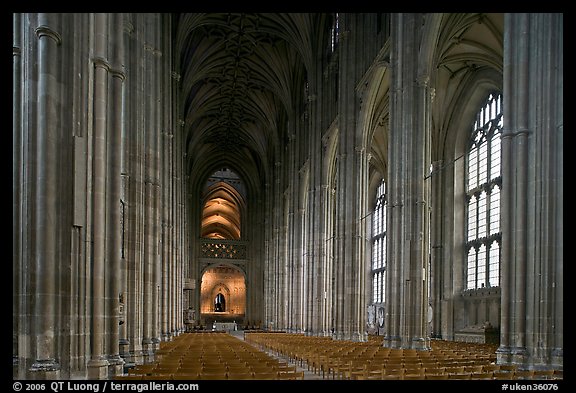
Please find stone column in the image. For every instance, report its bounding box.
[161,128,173,339]
[280,201,289,331]
[383,13,431,350]
[106,12,126,377]
[306,64,328,336]
[160,60,177,339]
[498,13,563,370]
[333,14,368,342]
[286,131,299,332]
[13,12,22,377]
[354,145,369,342]
[119,176,130,359]
[274,189,284,330]
[321,183,335,337]
[29,13,62,379]
[141,13,162,358]
[124,14,144,367]
[429,160,444,338]
[151,13,163,350]
[263,189,271,329]
[172,119,185,335]
[87,13,111,379]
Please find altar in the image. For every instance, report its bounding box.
[212,322,237,332]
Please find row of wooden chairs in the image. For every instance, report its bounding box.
[117,370,305,380]
[116,332,304,380]
[245,332,562,380]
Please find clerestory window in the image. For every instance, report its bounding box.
[465,93,503,290]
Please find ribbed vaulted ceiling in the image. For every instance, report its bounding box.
[175,13,320,192]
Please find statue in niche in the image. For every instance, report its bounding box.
[378,307,385,328]
[367,305,375,329]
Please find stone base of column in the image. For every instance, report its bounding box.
[383,335,401,349]
[162,332,172,342]
[107,354,125,378]
[142,339,155,363]
[119,338,130,359]
[333,331,345,340]
[352,332,368,342]
[496,345,512,364]
[510,346,528,365]
[13,356,18,379]
[128,349,144,366]
[411,337,431,350]
[29,359,61,380]
[551,348,563,369]
[496,345,529,366]
[87,357,109,380]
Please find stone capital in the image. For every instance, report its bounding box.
[416,74,430,88]
[110,67,126,81]
[93,57,111,71]
[35,25,62,45]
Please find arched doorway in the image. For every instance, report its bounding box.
[214,293,225,312]
[200,264,246,326]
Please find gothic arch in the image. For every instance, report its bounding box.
[425,13,504,340]
[201,179,246,240]
[200,263,246,320]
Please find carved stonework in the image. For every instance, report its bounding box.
[201,240,247,259]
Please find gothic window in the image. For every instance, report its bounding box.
[465,93,503,290]
[372,179,387,303]
[330,13,339,53]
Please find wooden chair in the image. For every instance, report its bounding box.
[381,368,404,380]
[143,374,173,380]
[177,367,202,375]
[499,364,518,373]
[515,370,535,379]
[471,372,493,380]
[532,369,555,380]
[403,366,425,376]
[277,370,304,380]
[481,364,500,373]
[353,370,384,380]
[115,374,144,380]
[227,371,255,380]
[172,372,200,380]
[444,366,465,374]
[425,374,449,380]
[252,372,278,380]
[493,371,516,380]
[448,373,472,380]
[403,373,425,380]
[197,372,227,380]
[129,364,156,375]
[464,365,484,373]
